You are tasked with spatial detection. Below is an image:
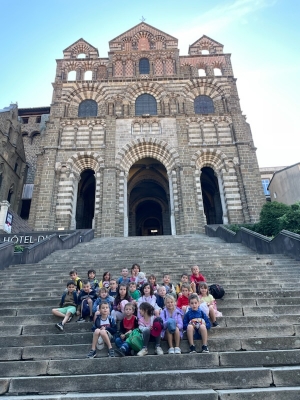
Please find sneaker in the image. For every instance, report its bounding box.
[189,345,196,353]
[67,315,73,323]
[108,348,115,357]
[168,347,175,354]
[115,347,126,357]
[137,348,148,356]
[55,322,64,331]
[212,321,219,327]
[174,347,181,354]
[155,346,164,355]
[77,317,85,323]
[86,349,96,358]
[89,315,93,322]
[201,345,209,353]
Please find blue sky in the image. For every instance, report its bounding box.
[1,0,299,168]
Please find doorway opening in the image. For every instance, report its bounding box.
[128,158,171,236]
[76,169,95,229]
[201,167,223,224]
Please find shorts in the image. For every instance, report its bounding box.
[57,306,76,315]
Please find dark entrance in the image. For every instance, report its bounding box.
[128,158,171,236]
[76,169,95,229]
[200,167,223,224]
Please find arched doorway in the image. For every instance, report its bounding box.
[128,158,171,236]
[201,167,223,224]
[76,169,95,229]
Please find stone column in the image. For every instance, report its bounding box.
[217,173,228,224]
[70,171,80,230]
[123,172,128,237]
[168,172,176,235]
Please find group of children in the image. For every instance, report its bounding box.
[51,264,222,358]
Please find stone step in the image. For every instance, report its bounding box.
[3,387,300,400]
[0,367,277,395]
[1,349,300,375]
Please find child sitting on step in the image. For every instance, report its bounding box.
[190,265,206,294]
[176,283,191,313]
[183,293,211,353]
[87,269,99,292]
[52,281,78,331]
[130,263,140,282]
[92,287,114,314]
[86,301,117,358]
[109,279,118,298]
[77,281,98,323]
[198,282,221,327]
[69,269,82,292]
[138,283,160,317]
[128,281,141,302]
[148,274,157,293]
[160,274,176,298]
[155,285,166,311]
[115,302,139,356]
[99,271,111,289]
[111,283,132,321]
[160,294,183,354]
[117,268,131,286]
[137,302,163,356]
[176,273,193,296]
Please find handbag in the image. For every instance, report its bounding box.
[125,328,144,352]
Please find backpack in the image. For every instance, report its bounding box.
[209,284,225,299]
[126,328,144,352]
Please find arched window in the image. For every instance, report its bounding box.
[135,94,157,116]
[78,100,98,117]
[198,68,206,77]
[214,68,222,76]
[194,95,215,114]
[84,71,93,80]
[139,58,150,74]
[68,70,76,81]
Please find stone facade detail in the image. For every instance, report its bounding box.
[27,22,265,236]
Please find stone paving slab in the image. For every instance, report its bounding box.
[272,366,300,386]
[217,387,300,400]
[219,349,300,367]
[243,305,300,316]
[0,326,22,336]
[0,347,22,361]
[241,336,300,351]
[0,379,10,395]
[225,315,300,326]
[8,368,273,394]
[0,360,48,377]
[0,332,92,348]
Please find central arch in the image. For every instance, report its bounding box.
[76,169,95,229]
[128,158,171,236]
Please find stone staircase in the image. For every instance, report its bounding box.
[1,234,300,399]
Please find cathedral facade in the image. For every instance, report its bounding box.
[28,22,265,236]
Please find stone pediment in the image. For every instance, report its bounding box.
[189,35,224,55]
[109,22,178,52]
[63,38,99,59]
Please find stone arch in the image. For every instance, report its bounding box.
[66,151,105,174]
[125,81,166,102]
[116,138,180,174]
[185,80,226,101]
[55,151,105,230]
[61,83,105,105]
[191,148,229,172]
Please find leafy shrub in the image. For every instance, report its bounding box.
[257,202,290,236]
[278,202,300,234]
[14,245,24,253]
